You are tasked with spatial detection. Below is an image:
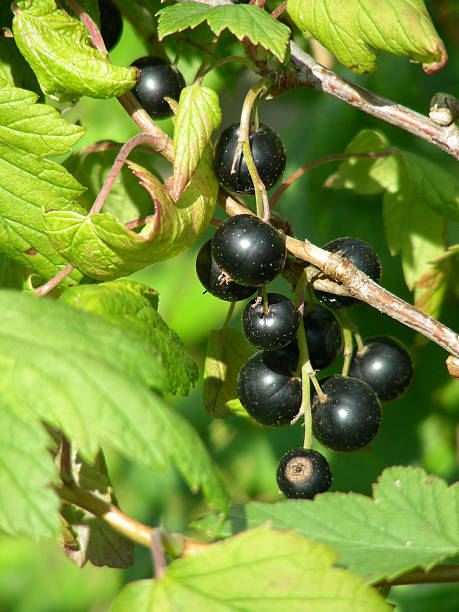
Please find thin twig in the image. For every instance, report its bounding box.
[375,565,459,586]
[276,42,459,161]
[220,193,459,359]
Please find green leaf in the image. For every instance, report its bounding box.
[12,0,136,101]
[194,467,459,584]
[173,84,221,200]
[64,144,160,224]
[0,397,60,538]
[111,525,390,611]
[325,129,454,318]
[381,157,447,317]
[157,4,291,63]
[287,0,447,74]
[61,449,135,568]
[59,279,199,396]
[0,291,228,511]
[0,142,85,286]
[203,328,254,418]
[0,83,85,156]
[43,148,218,280]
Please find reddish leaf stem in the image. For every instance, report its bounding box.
[269,150,396,210]
[64,0,108,54]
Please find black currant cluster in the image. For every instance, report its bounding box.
[197,212,414,501]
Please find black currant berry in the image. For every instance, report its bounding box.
[349,336,414,402]
[242,293,299,350]
[237,349,301,426]
[276,448,332,499]
[315,237,381,309]
[131,56,186,119]
[98,0,123,51]
[196,240,257,302]
[312,375,382,452]
[303,302,343,370]
[212,214,286,287]
[213,122,286,195]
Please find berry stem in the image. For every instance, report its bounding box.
[294,271,313,448]
[261,287,270,314]
[340,311,365,353]
[151,528,167,579]
[221,302,236,329]
[337,311,354,377]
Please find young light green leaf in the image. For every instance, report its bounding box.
[112,525,390,612]
[0,142,84,286]
[0,396,60,538]
[61,449,135,568]
[12,0,136,101]
[287,0,447,74]
[173,84,221,200]
[325,129,455,318]
[324,130,391,195]
[157,3,290,63]
[203,328,254,418]
[194,467,459,584]
[59,280,199,396]
[0,83,85,156]
[0,291,228,511]
[44,149,218,280]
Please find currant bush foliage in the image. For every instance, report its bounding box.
[0,0,457,610]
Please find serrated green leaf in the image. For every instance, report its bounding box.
[381,156,447,310]
[203,328,254,418]
[0,142,84,286]
[0,291,228,511]
[0,396,60,538]
[0,83,85,156]
[173,84,221,200]
[61,449,135,568]
[194,467,459,584]
[112,525,390,612]
[287,0,447,74]
[325,129,454,318]
[59,279,199,396]
[157,4,290,63]
[12,0,136,101]
[64,144,160,224]
[43,148,218,280]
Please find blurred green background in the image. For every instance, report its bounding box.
[1,1,458,610]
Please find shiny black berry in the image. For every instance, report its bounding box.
[196,240,257,302]
[237,349,301,426]
[212,214,286,287]
[276,448,332,499]
[349,336,414,402]
[242,293,299,350]
[99,0,123,51]
[312,375,382,452]
[302,302,343,370]
[315,237,381,309]
[213,122,286,195]
[131,56,186,119]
